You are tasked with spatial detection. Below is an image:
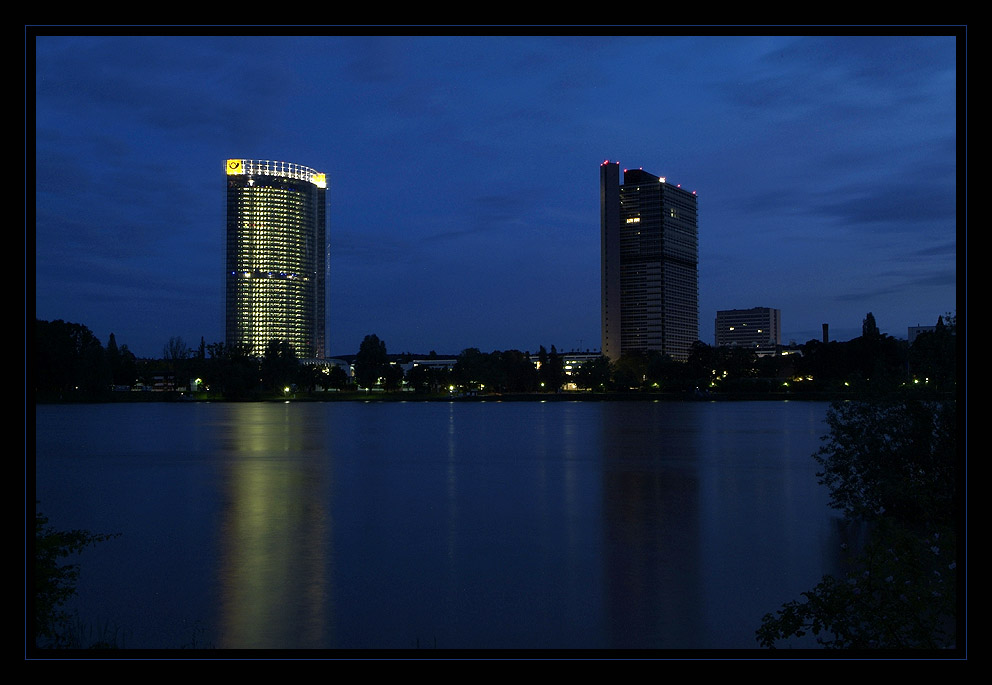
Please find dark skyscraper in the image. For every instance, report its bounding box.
[225,159,327,359]
[600,161,698,362]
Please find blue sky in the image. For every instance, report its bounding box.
[32,31,961,358]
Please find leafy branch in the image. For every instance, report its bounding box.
[33,505,119,648]
[757,398,958,650]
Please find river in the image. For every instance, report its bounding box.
[34,399,847,652]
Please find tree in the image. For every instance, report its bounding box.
[407,363,450,394]
[908,314,957,391]
[260,339,299,392]
[405,364,431,393]
[324,363,350,390]
[382,362,405,391]
[354,334,388,390]
[500,349,538,392]
[536,346,550,389]
[613,351,647,390]
[814,399,956,526]
[34,506,118,648]
[105,332,119,371]
[452,347,487,391]
[35,319,109,395]
[754,353,792,381]
[163,336,192,390]
[795,339,848,389]
[716,346,758,381]
[576,356,612,391]
[163,336,190,362]
[862,311,880,339]
[223,343,260,398]
[644,350,677,389]
[206,341,226,360]
[196,342,259,399]
[685,341,715,385]
[847,315,907,392]
[538,345,564,392]
[104,333,138,388]
[757,398,958,649]
[756,518,957,649]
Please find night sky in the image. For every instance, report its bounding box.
[32,31,961,359]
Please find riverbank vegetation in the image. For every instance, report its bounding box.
[32,506,119,649]
[756,397,960,650]
[32,312,956,403]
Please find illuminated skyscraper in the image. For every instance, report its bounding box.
[600,161,698,362]
[226,159,327,359]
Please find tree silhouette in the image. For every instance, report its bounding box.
[908,315,957,391]
[576,356,612,391]
[34,506,118,648]
[261,339,299,391]
[354,334,388,390]
[862,311,880,339]
[757,398,958,649]
[35,319,108,395]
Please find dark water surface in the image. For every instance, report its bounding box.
[34,400,845,651]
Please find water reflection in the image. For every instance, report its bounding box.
[216,404,331,649]
[600,403,703,649]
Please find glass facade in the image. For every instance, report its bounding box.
[601,163,698,362]
[225,159,327,359]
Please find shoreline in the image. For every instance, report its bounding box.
[34,389,953,404]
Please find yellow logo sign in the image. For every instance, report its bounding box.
[226,159,243,174]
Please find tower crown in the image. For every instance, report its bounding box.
[226,159,326,188]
